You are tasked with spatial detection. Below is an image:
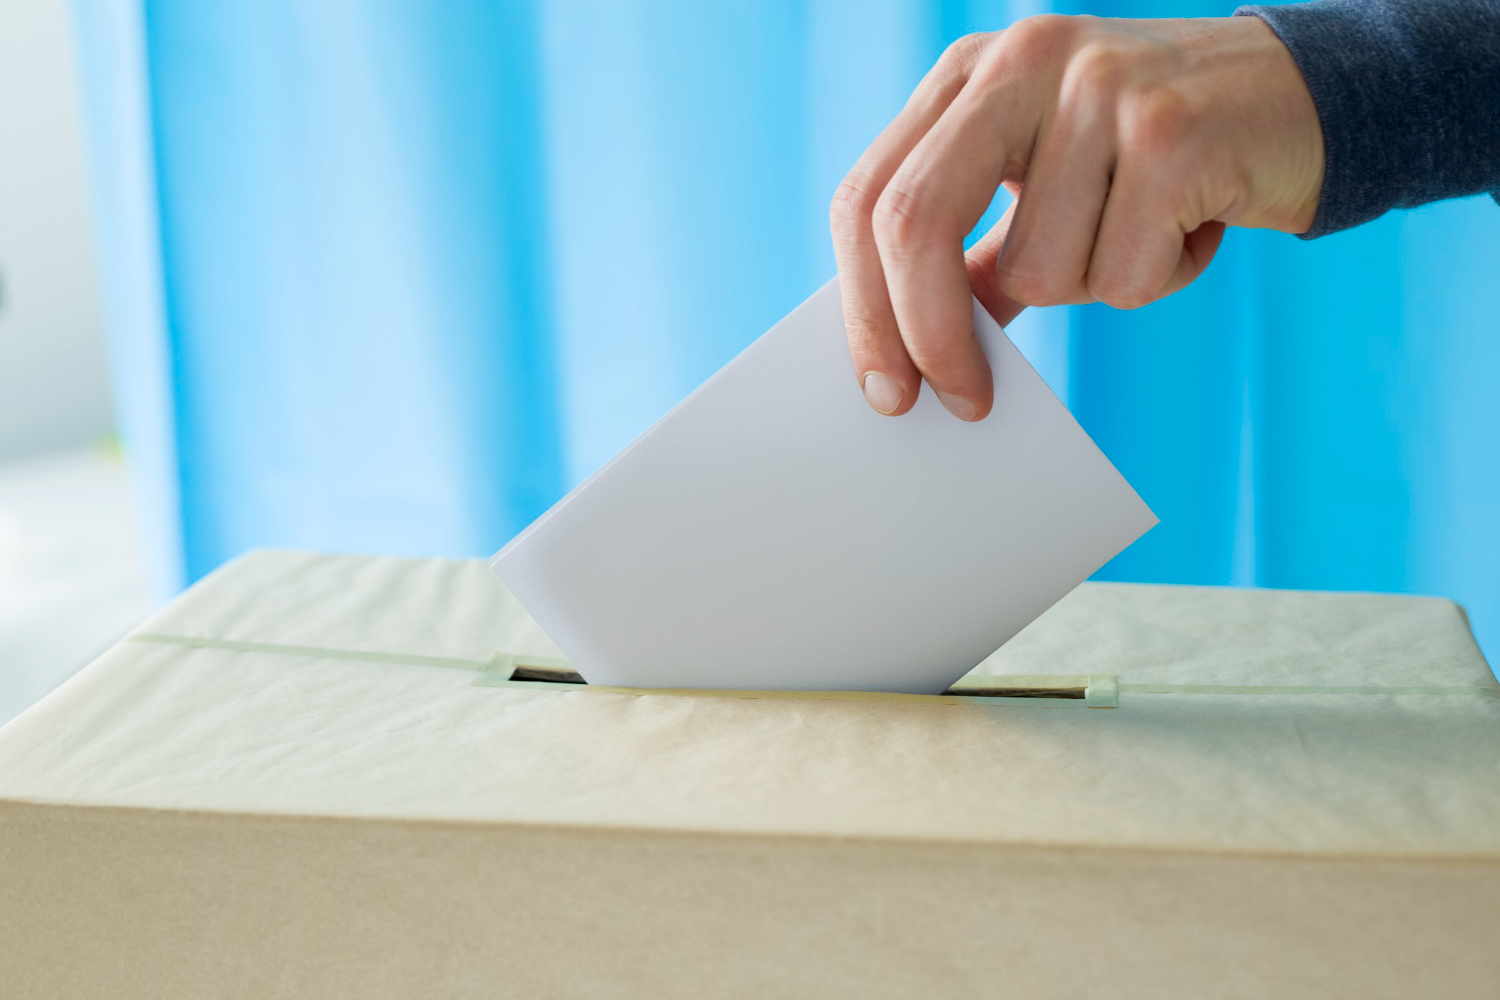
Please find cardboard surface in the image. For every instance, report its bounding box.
[3,550,1498,998]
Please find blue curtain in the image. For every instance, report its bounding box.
[75,1,1500,664]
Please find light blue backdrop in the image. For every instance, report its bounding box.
[74,1,1499,663]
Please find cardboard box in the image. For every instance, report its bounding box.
[3,550,1497,998]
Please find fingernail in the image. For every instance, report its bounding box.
[936,390,979,421]
[861,372,904,415]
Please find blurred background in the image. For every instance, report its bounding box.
[2,0,1496,724]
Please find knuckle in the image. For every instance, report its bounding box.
[964,255,999,295]
[998,268,1069,308]
[966,18,1054,88]
[871,184,935,252]
[905,342,963,379]
[1064,39,1132,99]
[1000,14,1075,67]
[967,46,1011,90]
[1120,85,1198,158]
[895,319,984,380]
[829,171,880,236]
[1089,277,1153,310]
[841,307,891,354]
[935,31,994,79]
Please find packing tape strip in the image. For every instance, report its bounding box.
[126,635,1114,708]
[1120,682,1500,699]
[128,634,1500,704]
[131,633,489,672]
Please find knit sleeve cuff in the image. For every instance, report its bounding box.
[1234,3,1400,238]
[1236,1,1500,238]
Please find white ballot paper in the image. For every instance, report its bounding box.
[493,279,1157,693]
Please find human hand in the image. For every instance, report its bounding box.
[830,14,1323,419]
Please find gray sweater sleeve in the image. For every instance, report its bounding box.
[1235,0,1500,237]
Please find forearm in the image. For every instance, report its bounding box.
[1236,0,1500,237]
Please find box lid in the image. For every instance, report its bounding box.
[1,549,1496,859]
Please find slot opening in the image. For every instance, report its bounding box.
[509,663,587,684]
[949,683,1087,700]
[506,663,1091,700]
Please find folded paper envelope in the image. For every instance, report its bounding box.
[3,550,1499,999]
[492,278,1157,693]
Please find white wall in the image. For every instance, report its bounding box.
[0,2,144,724]
[0,0,111,461]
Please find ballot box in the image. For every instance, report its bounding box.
[2,550,1498,999]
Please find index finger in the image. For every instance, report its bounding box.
[830,34,993,416]
[871,27,1053,420]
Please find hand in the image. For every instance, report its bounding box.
[830,15,1323,420]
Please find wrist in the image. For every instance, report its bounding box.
[1224,14,1325,233]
